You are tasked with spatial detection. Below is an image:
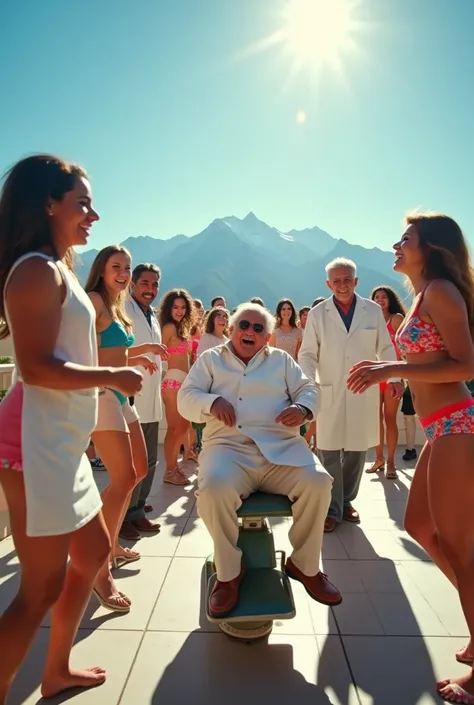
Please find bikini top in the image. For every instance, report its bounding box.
[99,320,135,349]
[395,286,446,356]
[167,340,189,355]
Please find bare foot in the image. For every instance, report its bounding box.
[41,666,106,698]
[437,671,474,703]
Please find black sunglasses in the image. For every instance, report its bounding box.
[238,319,265,333]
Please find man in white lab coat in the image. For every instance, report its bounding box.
[178,303,341,618]
[120,263,168,540]
[299,258,404,532]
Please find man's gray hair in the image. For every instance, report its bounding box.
[325,257,357,278]
[229,303,275,335]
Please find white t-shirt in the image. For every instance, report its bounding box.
[197,333,228,357]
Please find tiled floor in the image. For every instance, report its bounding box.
[0,448,469,705]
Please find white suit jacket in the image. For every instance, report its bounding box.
[298,294,399,451]
[177,342,319,467]
[125,297,163,424]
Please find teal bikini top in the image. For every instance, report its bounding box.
[99,321,135,349]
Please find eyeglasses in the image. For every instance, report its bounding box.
[238,319,265,333]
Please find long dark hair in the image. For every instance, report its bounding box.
[204,306,229,335]
[371,286,406,317]
[406,212,474,335]
[275,298,297,328]
[158,288,196,340]
[0,154,86,340]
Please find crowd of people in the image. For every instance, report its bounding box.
[0,154,473,704]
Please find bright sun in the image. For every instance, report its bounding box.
[284,0,355,69]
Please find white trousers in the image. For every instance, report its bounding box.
[196,441,333,582]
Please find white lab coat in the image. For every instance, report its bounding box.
[125,297,163,424]
[298,294,399,451]
[177,343,319,467]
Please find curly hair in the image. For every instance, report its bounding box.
[371,285,406,316]
[84,245,133,333]
[158,288,196,340]
[204,306,229,335]
[275,298,298,328]
[406,212,474,336]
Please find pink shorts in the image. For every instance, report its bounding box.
[0,382,23,472]
[161,369,187,393]
[420,398,474,444]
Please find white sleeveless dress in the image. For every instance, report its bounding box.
[4,253,102,536]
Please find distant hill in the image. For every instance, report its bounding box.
[77,213,406,309]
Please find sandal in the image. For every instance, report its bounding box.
[437,680,474,704]
[366,458,385,474]
[164,467,190,486]
[92,589,131,613]
[385,462,398,480]
[111,547,141,569]
[183,448,199,464]
[456,645,474,665]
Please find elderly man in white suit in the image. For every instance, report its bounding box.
[120,263,168,540]
[177,303,341,618]
[299,258,404,533]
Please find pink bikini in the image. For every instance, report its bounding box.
[396,285,474,443]
[161,340,190,392]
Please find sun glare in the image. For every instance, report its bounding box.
[238,0,364,83]
[284,0,355,68]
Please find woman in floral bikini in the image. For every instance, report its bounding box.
[347,213,474,704]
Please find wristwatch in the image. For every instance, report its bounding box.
[295,404,311,420]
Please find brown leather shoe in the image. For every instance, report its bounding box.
[119,521,141,541]
[285,558,342,606]
[209,566,245,618]
[132,517,161,533]
[324,517,338,532]
[343,504,360,523]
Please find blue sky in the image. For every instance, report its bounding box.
[1,0,473,252]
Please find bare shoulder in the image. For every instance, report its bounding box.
[425,279,464,306]
[87,291,105,315]
[391,312,405,330]
[6,257,62,314]
[7,256,61,293]
[161,322,177,341]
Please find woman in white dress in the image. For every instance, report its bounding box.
[0,155,142,701]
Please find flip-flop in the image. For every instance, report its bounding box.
[111,549,141,569]
[92,589,131,613]
[455,646,474,665]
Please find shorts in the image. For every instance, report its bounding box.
[95,388,139,433]
[0,382,23,472]
[420,398,474,444]
[401,387,415,416]
[379,382,388,392]
[161,368,187,393]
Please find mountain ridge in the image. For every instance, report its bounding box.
[77,212,404,309]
